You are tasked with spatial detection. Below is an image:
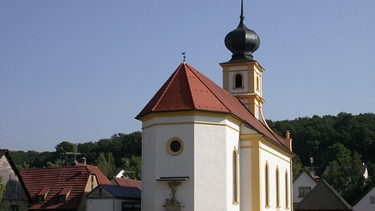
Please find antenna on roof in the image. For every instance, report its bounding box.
[182,52,186,63]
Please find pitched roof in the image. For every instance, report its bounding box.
[352,184,375,207]
[112,177,142,190]
[102,185,141,199]
[20,165,112,210]
[0,149,32,202]
[295,179,352,211]
[136,63,288,149]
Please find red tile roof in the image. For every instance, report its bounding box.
[137,63,289,149]
[112,177,142,190]
[20,165,112,210]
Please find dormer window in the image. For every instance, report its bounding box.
[234,74,243,88]
[37,187,50,203]
[58,187,72,202]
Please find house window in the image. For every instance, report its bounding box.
[10,205,19,211]
[256,76,260,91]
[265,162,269,207]
[233,148,239,204]
[234,74,243,88]
[276,167,280,208]
[370,196,375,204]
[285,171,289,209]
[298,186,311,198]
[122,202,141,211]
[90,174,95,190]
[58,187,71,202]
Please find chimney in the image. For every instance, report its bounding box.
[284,130,292,151]
[81,157,86,165]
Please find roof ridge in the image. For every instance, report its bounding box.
[321,179,352,208]
[181,63,195,109]
[23,165,87,171]
[184,63,232,113]
[152,63,185,112]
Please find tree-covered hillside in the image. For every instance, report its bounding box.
[267,112,375,204]
[8,112,375,204]
[10,132,142,180]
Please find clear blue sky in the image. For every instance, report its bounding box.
[1,1,374,152]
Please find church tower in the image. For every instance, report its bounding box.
[220,0,265,122]
[136,1,293,210]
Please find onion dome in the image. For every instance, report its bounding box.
[224,1,260,62]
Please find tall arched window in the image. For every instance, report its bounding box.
[285,170,289,209]
[233,148,239,204]
[265,162,269,207]
[235,74,243,88]
[276,167,280,208]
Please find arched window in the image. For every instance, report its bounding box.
[276,167,280,208]
[265,162,269,207]
[285,170,289,209]
[235,74,243,88]
[233,148,239,204]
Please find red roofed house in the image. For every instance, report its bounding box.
[20,165,112,211]
[111,177,142,191]
[136,1,293,210]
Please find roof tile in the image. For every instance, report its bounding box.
[137,63,288,148]
[20,165,111,210]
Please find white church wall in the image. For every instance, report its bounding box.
[141,113,241,211]
[225,120,241,211]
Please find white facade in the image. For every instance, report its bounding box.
[353,186,375,211]
[293,171,317,205]
[141,113,241,211]
[86,199,119,211]
[140,111,293,211]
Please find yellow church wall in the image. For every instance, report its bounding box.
[240,133,292,211]
[259,140,292,211]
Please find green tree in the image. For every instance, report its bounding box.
[292,155,303,179]
[95,152,116,178]
[121,156,142,180]
[47,159,65,168]
[322,145,366,203]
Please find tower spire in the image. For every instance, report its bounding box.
[221,0,265,120]
[240,0,244,22]
[223,0,260,63]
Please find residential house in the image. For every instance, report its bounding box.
[293,171,318,208]
[20,164,112,211]
[111,177,141,191]
[86,185,141,211]
[0,149,30,211]
[295,179,352,211]
[352,185,375,211]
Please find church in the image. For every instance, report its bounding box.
[136,1,294,210]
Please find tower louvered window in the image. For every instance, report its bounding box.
[235,74,243,88]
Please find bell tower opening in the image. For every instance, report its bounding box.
[220,0,265,121]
